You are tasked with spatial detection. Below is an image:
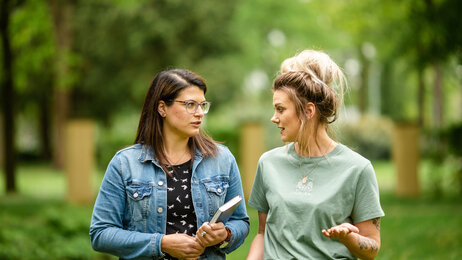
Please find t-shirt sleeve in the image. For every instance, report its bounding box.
[351,163,385,224]
[248,159,269,213]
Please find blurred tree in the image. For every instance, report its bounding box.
[4,0,461,175]
[48,0,75,169]
[334,0,462,126]
[388,0,462,127]
[0,0,17,193]
[71,0,243,124]
[13,0,55,161]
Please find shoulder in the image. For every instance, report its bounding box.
[203,143,236,163]
[217,143,241,157]
[259,145,287,162]
[335,143,373,171]
[115,144,142,157]
[112,143,150,163]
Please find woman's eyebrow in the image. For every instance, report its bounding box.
[182,99,207,102]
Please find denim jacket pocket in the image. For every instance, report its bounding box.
[203,179,229,216]
[126,182,153,221]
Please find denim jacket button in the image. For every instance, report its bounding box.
[157,207,163,213]
[133,192,139,198]
[158,181,164,186]
[217,188,222,193]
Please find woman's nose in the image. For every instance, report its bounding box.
[271,114,279,123]
[194,106,204,117]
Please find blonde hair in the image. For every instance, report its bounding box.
[275,49,347,154]
[280,49,346,105]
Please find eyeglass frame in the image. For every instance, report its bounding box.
[173,100,211,114]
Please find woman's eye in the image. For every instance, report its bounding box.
[185,102,196,108]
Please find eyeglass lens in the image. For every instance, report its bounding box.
[184,101,210,114]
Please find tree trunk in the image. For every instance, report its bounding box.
[39,89,52,161]
[433,62,443,128]
[1,0,17,193]
[359,46,370,115]
[417,67,426,127]
[380,61,392,116]
[49,0,73,169]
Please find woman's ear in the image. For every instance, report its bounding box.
[305,102,315,120]
[158,101,167,117]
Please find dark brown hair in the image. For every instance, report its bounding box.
[134,69,218,168]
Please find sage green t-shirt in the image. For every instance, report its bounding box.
[248,143,385,260]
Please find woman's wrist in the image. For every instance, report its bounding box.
[218,227,231,248]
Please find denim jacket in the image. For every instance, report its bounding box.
[90,144,250,259]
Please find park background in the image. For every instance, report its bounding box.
[1,0,462,259]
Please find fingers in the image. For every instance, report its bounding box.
[196,222,227,247]
[180,235,204,256]
[347,224,360,233]
[210,222,225,230]
[322,223,359,239]
[162,234,204,259]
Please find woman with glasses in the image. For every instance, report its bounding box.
[247,50,384,260]
[90,69,249,260]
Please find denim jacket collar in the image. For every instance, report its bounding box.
[137,143,203,168]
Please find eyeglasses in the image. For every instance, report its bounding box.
[174,100,211,114]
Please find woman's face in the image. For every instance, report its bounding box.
[271,89,301,142]
[162,86,206,139]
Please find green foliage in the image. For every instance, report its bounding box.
[71,0,243,121]
[0,198,106,260]
[9,0,55,114]
[336,115,393,160]
[421,122,462,197]
[95,111,139,169]
[446,122,462,156]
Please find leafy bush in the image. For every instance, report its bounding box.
[95,112,139,169]
[0,197,110,260]
[421,122,462,197]
[335,115,393,160]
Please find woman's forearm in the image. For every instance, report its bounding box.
[339,232,379,260]
[247,233,264,260]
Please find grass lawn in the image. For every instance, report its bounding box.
[1,161,461,259]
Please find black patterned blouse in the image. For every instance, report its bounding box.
[162,160,197,260]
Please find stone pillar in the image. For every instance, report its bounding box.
[65,119,95,204]
[392,123,420,197]
[240,122,264,201]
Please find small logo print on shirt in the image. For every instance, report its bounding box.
[296,176,313,195]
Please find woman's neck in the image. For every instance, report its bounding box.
[294,128,335,157]
[162,131,191,165]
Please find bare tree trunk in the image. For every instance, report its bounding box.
[433,62,443,128]
[380,61,392,116]
[417,67,426,127]
[359,46,370,115]
[49,0,73,169]
[460,74,462,120]
[1,0,17,193]
[39,88,52,161]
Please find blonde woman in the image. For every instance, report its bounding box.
[247,50,384,260]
